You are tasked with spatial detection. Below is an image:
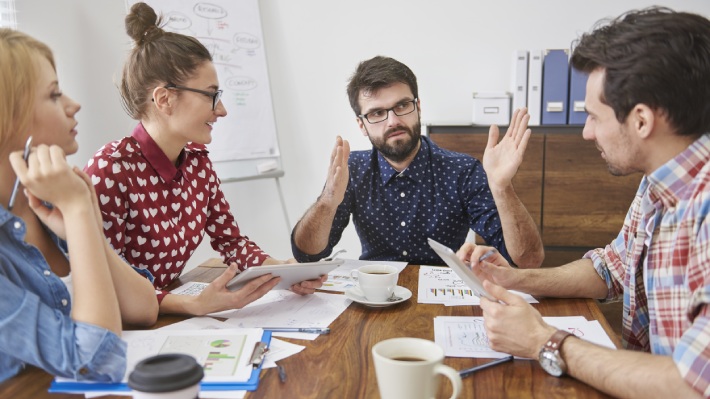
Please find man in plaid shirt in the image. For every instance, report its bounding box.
[457,7,710,398]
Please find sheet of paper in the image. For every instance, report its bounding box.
[263,338,305,368]
[216,290,352,333]
[418,266,537,305]
[157,318,307,365]
[434,316,617,358]
[319,259,408,292]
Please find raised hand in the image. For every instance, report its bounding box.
[482,108,532,190]
[320,136,350,208]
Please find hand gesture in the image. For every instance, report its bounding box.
[482,108,532,190]
[480,280,556,358]
[291,275,328,295]
[320,136,350,208]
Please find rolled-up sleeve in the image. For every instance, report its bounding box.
[0,274,126,382]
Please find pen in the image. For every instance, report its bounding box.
[8,136,33,211]
[277,364,287,383]
[458,355,514,378]
[478,249,497,263]
[264,327,330,334]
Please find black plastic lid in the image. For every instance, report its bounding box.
[128,353,204,393]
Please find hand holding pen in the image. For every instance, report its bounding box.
[7,136,32,211]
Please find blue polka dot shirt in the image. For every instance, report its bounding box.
[292,136,509,265]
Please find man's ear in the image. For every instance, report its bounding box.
[356,117,368,137]
[151,86,173,115]
[629,104,655,139]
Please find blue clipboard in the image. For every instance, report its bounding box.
[49,330,272,393]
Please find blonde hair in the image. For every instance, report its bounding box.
[0,28,55,150]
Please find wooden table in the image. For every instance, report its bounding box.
[0,263,621,398]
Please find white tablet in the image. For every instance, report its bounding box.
[226,260,344,291]
[427,238,495,301]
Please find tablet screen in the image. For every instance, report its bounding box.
[427,238,495,300]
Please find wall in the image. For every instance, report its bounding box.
[15,0,710,272]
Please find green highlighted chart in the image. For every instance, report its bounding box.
[159,334,247,377]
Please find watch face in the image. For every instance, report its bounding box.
[539,351,563,377]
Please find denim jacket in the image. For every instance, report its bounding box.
[0,206,126,383]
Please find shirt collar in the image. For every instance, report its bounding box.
[378,137,430,184]
[646,134,710,207]
[131,123,186,182]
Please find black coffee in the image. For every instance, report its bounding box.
[366,272,392,275]
[391,356,426,362]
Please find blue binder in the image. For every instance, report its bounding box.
[567,67,589,125]
[49,330,272,394]
[541,49,570,125]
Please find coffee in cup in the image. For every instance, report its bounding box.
[350,264,399,301]
[372,337,462,399]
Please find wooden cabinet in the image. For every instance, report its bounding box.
[428,125,642,267]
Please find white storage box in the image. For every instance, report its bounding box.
[472,92,511,125]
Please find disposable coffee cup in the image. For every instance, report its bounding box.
[128,353,203,399]
[372,337,462,399]
[350,264,399,301]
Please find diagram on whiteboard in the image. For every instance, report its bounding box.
[139,0,280,162]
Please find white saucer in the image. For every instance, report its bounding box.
[345,286,412,307]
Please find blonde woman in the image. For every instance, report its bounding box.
[0,28,157,383]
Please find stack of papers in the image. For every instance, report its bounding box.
[434,316,616,358]
[418,266,538,306]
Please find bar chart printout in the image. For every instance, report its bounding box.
[160,335,247,377]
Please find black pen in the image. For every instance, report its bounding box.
[8,136,32,211]
[458,355,514,378]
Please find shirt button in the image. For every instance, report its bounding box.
[400,221,406,227]
[402,250,408,256]
[79,367,89,375]
[43,270,51,276]
[61,299,68,307]
[400,192,405,197]
[13,221,21,229]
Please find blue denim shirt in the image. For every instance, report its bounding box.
[0,205,127,383]
[292,137,510,265]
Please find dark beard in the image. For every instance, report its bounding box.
[369,120,422,163]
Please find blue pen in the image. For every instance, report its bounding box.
[478,249,497,263]
[458,355,514,378]
[264,327,330,334]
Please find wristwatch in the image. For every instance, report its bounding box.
[538,330,573,377]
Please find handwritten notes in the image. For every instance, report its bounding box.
[434,316,616,358]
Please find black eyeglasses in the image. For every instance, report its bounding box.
[164,84,223,111]
[358,98,418,124]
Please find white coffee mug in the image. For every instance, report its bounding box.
[372,337,462,399]
[350,264,399,302]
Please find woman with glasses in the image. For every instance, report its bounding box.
[86,2,324,316]
[0,28,157,383]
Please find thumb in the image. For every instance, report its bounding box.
[483,279,524,306]
[212,263,240,287]
[486,124,500,149]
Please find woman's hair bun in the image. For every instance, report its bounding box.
[125,2,163,44]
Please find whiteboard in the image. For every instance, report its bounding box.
[129,0,281,182]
